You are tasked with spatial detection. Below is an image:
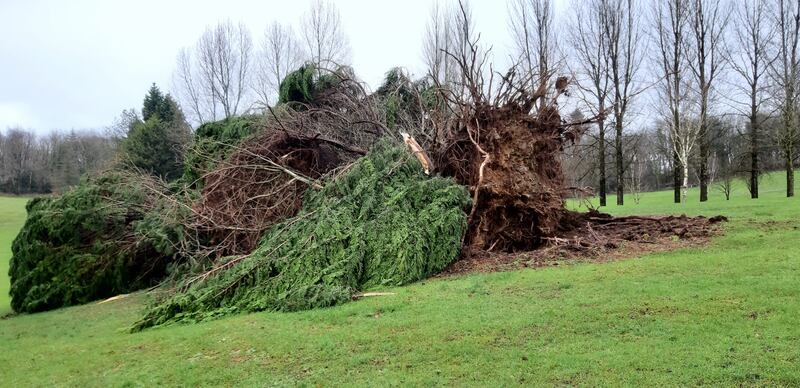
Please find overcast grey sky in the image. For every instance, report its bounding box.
[0,0,568,132]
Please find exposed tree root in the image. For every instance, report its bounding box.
[193,130,361,257]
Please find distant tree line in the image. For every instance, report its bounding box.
[563,112,790,201]
[0,84,189,194]
[0,128,116,194]
[558,0,800,202]
[4,0,799,203]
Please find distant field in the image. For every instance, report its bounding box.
[0,173,798,386]
[0,196,31,315]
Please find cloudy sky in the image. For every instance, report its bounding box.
[0,0,569,133]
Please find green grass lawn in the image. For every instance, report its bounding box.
[0,174,798,386]
[0,196,30,316]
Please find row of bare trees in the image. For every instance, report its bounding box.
[173,0,351,126]
[565,0,643,205]
[0,128,117,194]
[449,0,798,203]
[563,113,790,200]
[651,0,799,201]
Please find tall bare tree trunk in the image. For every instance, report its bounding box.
[606,0,643,206]
[730,0,770,199]
[750,98,760,198]
[775,0,799,198]
[598,118,607,206]
[688,0,728,203]
[615,120,624,205]
[654,0,688,204]
[699,138,709,201]
[682,160,690,203]
[566,0,615,207]
[673,151,682,203]
[788,156,795,197]
[672,79,682,205]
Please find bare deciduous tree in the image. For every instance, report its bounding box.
[0,128,35,194]
[105,108,139,142]
[253,22,304,107]
[422,0,484,107]
[174,21,253,125]
[626,141,647,204]
[674,117,702,203]
[509,0,558,95]
[0,128,116,194]
[423,1,459,88]
[728,0,774,199]
[653,0,692,203]
[714,117,743,200]
[606,0,645,206]
[174,48,208,125]
[772,0,800,197]
[688,0,729,202]
[449,1,485,99]
[567,0,611,205]
[301,0,351,71]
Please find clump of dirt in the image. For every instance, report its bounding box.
[441,211,727,275]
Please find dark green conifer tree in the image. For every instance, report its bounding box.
[122,84,191,180]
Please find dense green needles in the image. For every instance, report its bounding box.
[133,144,469,330]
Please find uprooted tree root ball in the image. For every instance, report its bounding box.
[435,104,580,252]
[132,144,469,331]
[422,8,592,253]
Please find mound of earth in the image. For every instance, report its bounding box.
[442,211,727,275]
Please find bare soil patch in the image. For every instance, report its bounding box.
[441,211,727,275]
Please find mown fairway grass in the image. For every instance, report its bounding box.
[0,196,29,316]
[0,174,798,386]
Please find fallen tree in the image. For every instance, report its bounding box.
[8,27,725,321]
[132,144,469,330]
[187,68,383,258]
[127,19,726,329]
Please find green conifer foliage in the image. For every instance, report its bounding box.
[181,116,260,186]
[122,84,190,181]
[122,119,185,180]
[278,64,341,106]
[9,172,179,313]
[133,144,469,330]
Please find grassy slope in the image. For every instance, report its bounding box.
[0,175,798,386]
[0,196,30,315]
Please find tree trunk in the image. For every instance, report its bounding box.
[750,114,759,199]
[673,151,681,203]
[682,162,689,203]
[699,138,709,202]
[788,157,795,197]
[615,120,624,206]
[598,120,607,207]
